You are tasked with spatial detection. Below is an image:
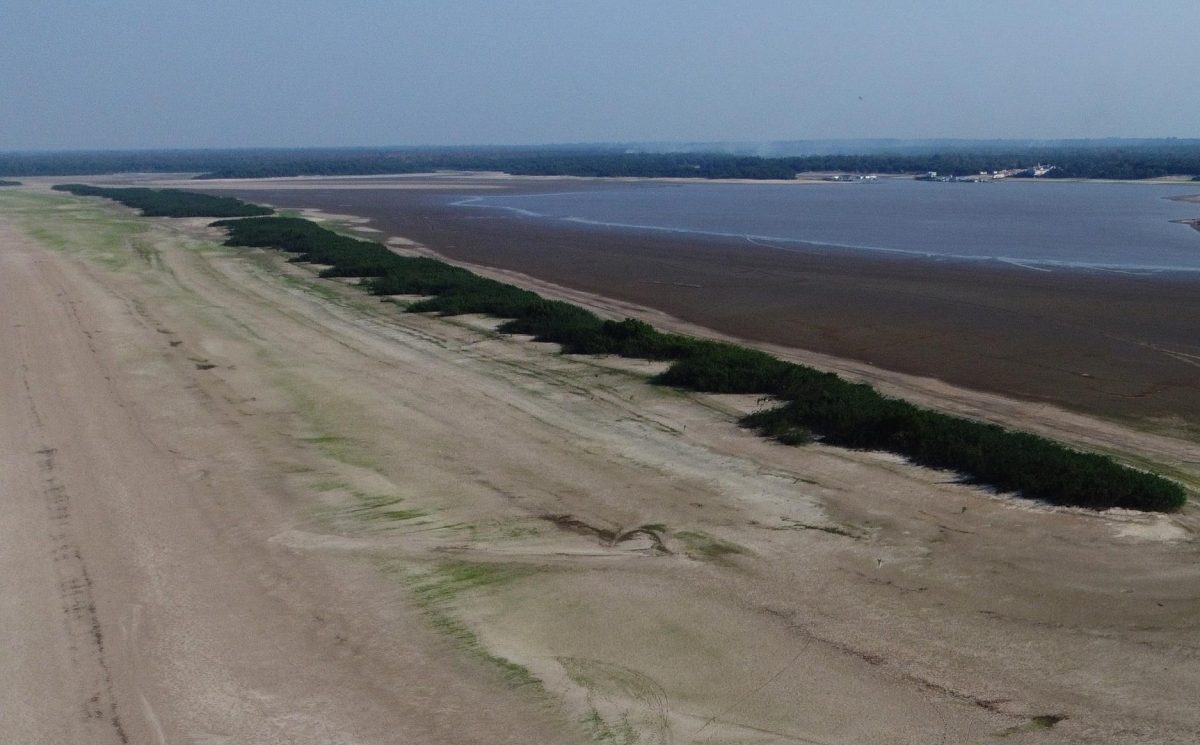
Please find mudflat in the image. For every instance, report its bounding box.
[192,175,1200,437]
[4,184,1198,744]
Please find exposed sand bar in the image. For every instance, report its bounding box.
[174,175,1200,437]
[3,187,1198,744]
[0,194,581,744]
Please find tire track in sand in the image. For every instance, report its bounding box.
[16,341,129,744]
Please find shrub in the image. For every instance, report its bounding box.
[53,184,271,217]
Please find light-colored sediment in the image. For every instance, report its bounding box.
[0,193,580,745]
[2,188,1198,744]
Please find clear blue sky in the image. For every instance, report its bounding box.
[1,0,1197,150]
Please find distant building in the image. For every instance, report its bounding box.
[824,173,878,182]
[1017,164,1057,177]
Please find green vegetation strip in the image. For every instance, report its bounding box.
[0,180,21,187]
[406,562,540,688]
[211,215,1186,513]
[51,184,272,217]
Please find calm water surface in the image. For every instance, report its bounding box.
[451,180,1200,272]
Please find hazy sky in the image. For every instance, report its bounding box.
[2,0,1197,150]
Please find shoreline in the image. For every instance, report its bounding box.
[177,176,1200,434]
[142,174,1200,274]
[325,210,1197,488]
[5,188,1200,743]
[30,174,1200,432]
[1173,218,1200,233]
[449,195,1200,276]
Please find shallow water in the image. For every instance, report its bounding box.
[450,180,1200,272]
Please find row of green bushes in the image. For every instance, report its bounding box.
[212,215,1187,513]
[52,184,272,217]
[0,179,20,187]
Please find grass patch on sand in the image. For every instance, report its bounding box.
[392,561,540,688]
[333,490,430,525]
[996,713,1067,737]
[560,656,672,745]
[582,709,641,745]
[1,191,154,270]
[373,507,427,521]
[674,530,745,563]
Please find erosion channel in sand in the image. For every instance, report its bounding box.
[2,183,1198,744]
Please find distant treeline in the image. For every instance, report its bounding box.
[52,184,272,217]
[6,143,1200,180]
[0,179,21,186]
[209,214,1187,513]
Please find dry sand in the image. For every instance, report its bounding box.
[2,186,1199,744]
[0,195,581,745]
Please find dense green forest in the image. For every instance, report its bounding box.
[5,142,1200,180]
[52,184,272,217]
[211,214,1187,513]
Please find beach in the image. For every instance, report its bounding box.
[2,184,1198,743]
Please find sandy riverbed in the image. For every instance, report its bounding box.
[2,186,1198,744]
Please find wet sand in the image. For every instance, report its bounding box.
[193,176,1200,435]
